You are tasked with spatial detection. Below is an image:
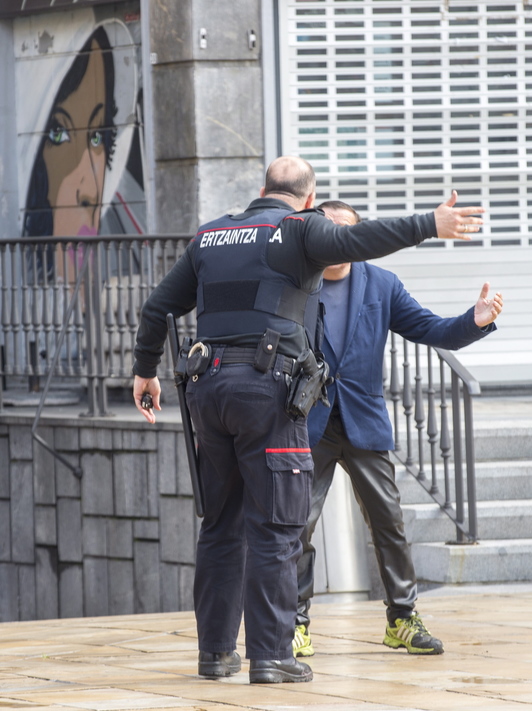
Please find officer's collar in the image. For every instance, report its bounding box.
[246,197,295,212]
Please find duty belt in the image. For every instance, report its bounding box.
[215,346,295,375]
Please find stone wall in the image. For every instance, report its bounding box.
[0,407,199,622]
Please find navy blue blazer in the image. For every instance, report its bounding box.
[307,262,495,452]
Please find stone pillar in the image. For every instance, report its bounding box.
[147,0,264,233]
[0,21,19,240]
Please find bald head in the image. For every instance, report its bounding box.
[261,156,316,210]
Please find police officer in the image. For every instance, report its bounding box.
[133,156,484,684]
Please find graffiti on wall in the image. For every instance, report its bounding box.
[15,5,145,241]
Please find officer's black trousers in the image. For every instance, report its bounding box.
[186,361,313,660]
[296,408,417,627]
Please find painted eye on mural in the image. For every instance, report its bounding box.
[90,130,103,148]
[48,123,71,146]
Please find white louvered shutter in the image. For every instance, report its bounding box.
[278,0,532,384]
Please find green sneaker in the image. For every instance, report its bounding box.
[292,624,315,657]
[383,613,444,655]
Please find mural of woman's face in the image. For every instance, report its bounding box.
[42,40,107,237]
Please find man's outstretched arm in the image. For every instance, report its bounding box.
[304,190,486,268]
[390,279,503,350]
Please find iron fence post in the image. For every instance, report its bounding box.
[451,371,466,542]
[463,387,479,541]
[82,243,97,417]
[93,241,109,417]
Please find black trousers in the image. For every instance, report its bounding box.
[186,358,313,660]
[296,407,417,626]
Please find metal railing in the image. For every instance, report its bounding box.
[0,234,195,451]
[386,332,481,544]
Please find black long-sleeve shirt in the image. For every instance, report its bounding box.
[133,198,436,378]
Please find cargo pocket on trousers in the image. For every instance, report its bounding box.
[265,451,314,525]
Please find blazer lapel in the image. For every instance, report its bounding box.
[338,263,367,364]
[323,263,367,362]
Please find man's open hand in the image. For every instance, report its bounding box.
[474,282,503,328]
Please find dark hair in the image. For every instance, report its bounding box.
[23,26,118,239]
[264,157,316,200]
[317,200,361,223]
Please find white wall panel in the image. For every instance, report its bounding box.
[278,0,532,384]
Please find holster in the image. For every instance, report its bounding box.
[285,348,332,420]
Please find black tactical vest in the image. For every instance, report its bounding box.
[192,207,320,355]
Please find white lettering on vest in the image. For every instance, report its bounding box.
[269,228,282,243]
[200,227,258,247]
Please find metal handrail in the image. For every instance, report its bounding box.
[387,332,480,543]
[0,233,195,393]
[0,233,196,475]
[436,348,481,396]
[1,234,193,245]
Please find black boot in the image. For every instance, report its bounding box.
[249,656,313,683]
[198,650,241,678]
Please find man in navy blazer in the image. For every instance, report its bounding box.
[293,200,503,657]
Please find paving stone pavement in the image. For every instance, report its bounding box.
[1,586,532,710]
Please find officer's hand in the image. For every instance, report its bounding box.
[133,375,162,424]
[434,190,484,240]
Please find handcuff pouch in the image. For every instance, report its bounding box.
[186,341,212,377]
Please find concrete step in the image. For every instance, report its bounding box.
[397,460,532,506]
[412,539,532,584]
[402,499,532,543]
[385,396,532,588]
[471,426,532,462]
[391,419,532,466]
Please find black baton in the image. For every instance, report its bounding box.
[142,316,204,517]
[166,313,204,518]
